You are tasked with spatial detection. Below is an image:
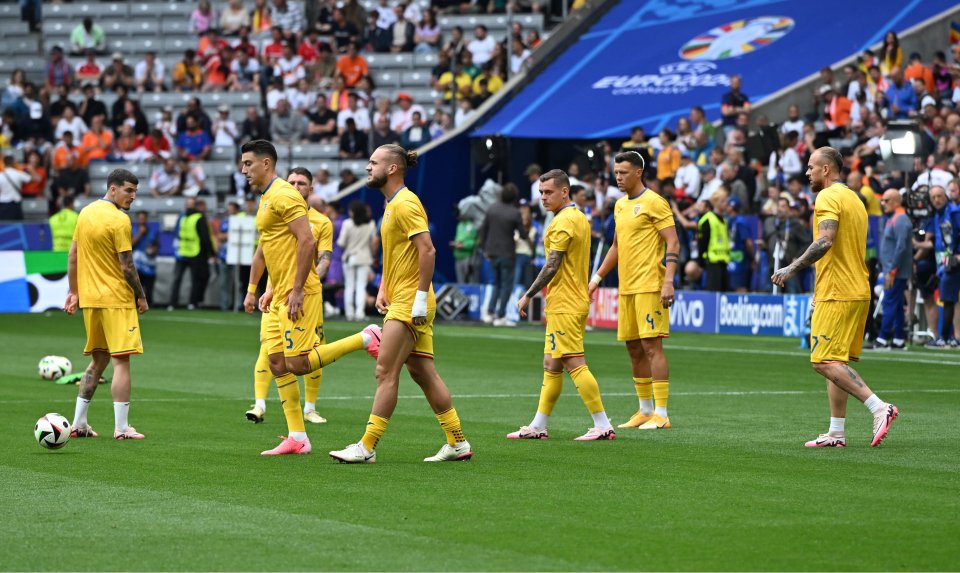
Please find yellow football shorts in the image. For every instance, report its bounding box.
[618,292,670,341]
[262,291,323,357]
[82,307,143,356]
[810,300,869,363]
[385,306,435,359]
[543,312,586,358]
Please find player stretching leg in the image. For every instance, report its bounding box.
[773,147,898,448]
[329,144,471,464]
[240,141,380,455]
[64,169,149,441]
[245,167,335,425]
[588,151,680,430]
[509,169,615,441]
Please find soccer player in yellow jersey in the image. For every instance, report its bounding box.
[589,151,680,430]
[509,169,615,440]
[772,147,899,448]
[245,166,334,425]
[329,144,472,463]
[240,140,381,456]
[63,168,149,441]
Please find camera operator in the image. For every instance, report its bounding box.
[928,185,960,347]
[873,189,912,350]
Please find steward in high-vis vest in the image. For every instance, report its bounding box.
[697,189,731,292]
[168,197,215,309]
[49,196,79,252]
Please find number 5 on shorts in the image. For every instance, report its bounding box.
[284,330,293,349]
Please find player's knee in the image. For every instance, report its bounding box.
[267,356,286,377]
[284,356,310,376]
[811,362,830,377]
[374,363,399,386]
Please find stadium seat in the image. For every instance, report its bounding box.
[211,147,236,161]
[46,3,126,18]
[109,37,164,56]
[365,53,413,69]
[21,199,48,218]
[339,160,367,175]
[373,71,399,88]
[400,71,428,87]
[129,2,189,18]
[0,20,33,38]
[163,37,196,55]
[414,52,438,67]
[290,144,339,161]
[160,19,192,35]
[0,4,18,17]
[8,39,37,55]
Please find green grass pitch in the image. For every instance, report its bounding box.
[1,310,958,571]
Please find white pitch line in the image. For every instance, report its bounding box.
[6,388,958,405]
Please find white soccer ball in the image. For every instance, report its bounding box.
[38,356,72,380]
[35,413,72,449]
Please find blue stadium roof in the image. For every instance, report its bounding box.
[474,0,955,139]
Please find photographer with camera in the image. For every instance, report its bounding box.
[928,185,960,347]
[873,189,912,350]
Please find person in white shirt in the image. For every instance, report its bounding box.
[389,92,425,134]
[55,106,87,141]
[467,25,496,66]
[674,151,702,199]
[285,78,314,112]
[337,200,378,321]
[699,167,723,203]
[912,159,955,190]
[776,131,803,180]
[0,157,29,220]
[149,157,181,197]
[779,104,805,136]
[337,92,371,133]
[134,51,166,93]
[212,105,239,147]
[509,37,531,75]
[312,168,339,201]
[275,44,305,87]
[375,0,396,30]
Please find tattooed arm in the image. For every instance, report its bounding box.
[772,219,837,287]
[518,250,565,317]
[118,251,149,313]
[316,250,332,281]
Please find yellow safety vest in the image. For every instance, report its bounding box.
[698,211,730,264]
[49,208,79,252]
[178,212,202,258]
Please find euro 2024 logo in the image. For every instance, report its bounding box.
[680,16,795,61]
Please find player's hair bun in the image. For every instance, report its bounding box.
[405,151,418,168]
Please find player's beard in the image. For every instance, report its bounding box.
[810,178,824,193]
[367,172,387,189]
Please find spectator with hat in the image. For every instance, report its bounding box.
[390,92,425,133]
[100,52,135,93]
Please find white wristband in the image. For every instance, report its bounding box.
[412,290,428,318]
[590,273,603,286]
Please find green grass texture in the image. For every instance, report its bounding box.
[2,310,958,571]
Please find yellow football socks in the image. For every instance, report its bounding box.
[307,333,364,372]
[254,346,271,401]
[275,372,305,433]
[634,376,653,414]
[360,414,390,451]
[570,365,605,414]
[304,368,322,405]
[536,370,564,416]
[436,407,466,445]
[653,380,669,415]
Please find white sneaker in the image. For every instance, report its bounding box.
[424,441,473,462]
[329,442,376,464]
[483,314,495,324]
[501,319,517,327]
[492,317,505,327]
[303,410,326,424]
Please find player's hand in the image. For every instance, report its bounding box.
[243,292,257,314]
[587,281,599,301]
[63,293,79,315]
[376,290,389,315]
[412,290,428,326]
[259,289,273,313]
[136,297,149,314]
[883,273,894,290]
[517,294,530,318]
[771,266,794,287]
[660,283,675,308]
[286,287,304,320]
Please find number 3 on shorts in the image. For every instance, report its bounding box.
[547,333,556,351]
[284,330,293,349]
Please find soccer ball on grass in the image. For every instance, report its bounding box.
[38,356,72,380]
[35,413,71,449]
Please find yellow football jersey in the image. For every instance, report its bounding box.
[543,204,590,314]
[256,177,321,299]
[308,207,333,255]
[615,190,674,294]
[74,199,135,308]
[813,183,870,301]
[380,187,435,311]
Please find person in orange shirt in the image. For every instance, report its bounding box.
[52,131,80,171]
[335,41,367,88]
[819,85,851,132]
[79,115,114,166]
[655,129,681,182]
[202,46,231,91]
[903,52,935,96]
